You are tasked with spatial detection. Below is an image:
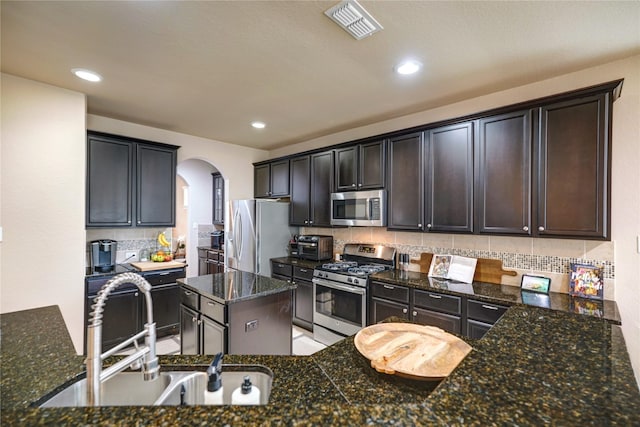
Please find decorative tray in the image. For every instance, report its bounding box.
[354,323,472,381]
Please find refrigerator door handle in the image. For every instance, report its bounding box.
[236,210,243,262]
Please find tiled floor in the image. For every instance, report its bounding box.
[292,325,327,356]
[116,326,326,356]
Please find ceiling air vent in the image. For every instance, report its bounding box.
[324,0,383,40]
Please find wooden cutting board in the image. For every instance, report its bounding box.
[130,261,186,271]
[410,253,517,285]
[354,323,472,381]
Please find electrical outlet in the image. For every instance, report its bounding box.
[125,251,138,262]
[245,319,259,332]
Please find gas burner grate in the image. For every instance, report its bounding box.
[321,261,358,271]
[347,264,387,275]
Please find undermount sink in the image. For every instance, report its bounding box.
[39,365,273,407]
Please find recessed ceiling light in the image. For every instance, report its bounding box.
[251,121,266,129]
[71,68,102,82]
[395,60,422,75]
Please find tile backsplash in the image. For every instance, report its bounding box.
[303,227,616,300]
[86,227,172,264]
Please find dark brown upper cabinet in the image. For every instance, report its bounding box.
[387,132,424,231]
[212,172,224,225]
[136,144,177,227]
[290,151,334,227]
[254,159,289,198]
[425,122,474,233]
[536,93,611,239]
[335,140,385,191]
[86,131,178,228]
[476,110,532,235]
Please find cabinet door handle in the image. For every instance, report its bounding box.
[159,272,170,276]
[522,226,529,232]
[309,220,313,224]
[134,292,139,297]
[402,308,408,314]
[304,220,308,224]
[429,294,442,299]
[137,220,141,224]
[358,183,362,187]
[427,223,432,229]
[197,319,202,325]
[207,301,215,306]
[299,268,308,272]
[192,317,197,322]
[277,264,285,268]
[417,223,422,228]
[538,226,545,232]
[482,304,499,310]
[352,183,356,187]
[412,311,417,317]
[184,291,193,296]
[383,285,395,290]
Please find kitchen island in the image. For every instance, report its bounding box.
[178,270,295,355]
[2,301,639,425]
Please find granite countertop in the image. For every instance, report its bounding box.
[270,256,326,270]
[371,269,621,324]
[2,303,639,425]
[177,270,295,304]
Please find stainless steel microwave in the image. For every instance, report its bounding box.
[330,189,386,227]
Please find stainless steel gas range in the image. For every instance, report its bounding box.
[312,243,396,346]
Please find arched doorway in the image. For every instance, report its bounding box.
[175,158,224,277]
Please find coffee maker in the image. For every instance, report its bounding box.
[90,239,118,272]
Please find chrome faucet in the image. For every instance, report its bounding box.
[86,272,160,406]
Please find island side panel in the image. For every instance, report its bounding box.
[227,290,293,355]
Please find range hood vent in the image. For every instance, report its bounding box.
[324,0,383,40]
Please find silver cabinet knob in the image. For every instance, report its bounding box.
[523,226,529,232]
[417,223,422,228]
[304,220,308,224]
[402,308,408,314]
[352,183,356,187]
[358,183,362,187]
[427,224,432,229]
[192,317,197,323]
[412,311,417,317]
[538,226,545,232]
[137,221,141,224]
[309,220,313,224]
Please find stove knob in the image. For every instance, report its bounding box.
[347,277,352,283]
[353,279,359,285]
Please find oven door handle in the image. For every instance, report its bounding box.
[312,278,366,295]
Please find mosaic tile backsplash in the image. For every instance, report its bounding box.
[303,227,616,298]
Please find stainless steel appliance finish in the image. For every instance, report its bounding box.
[297,235,333,261]
[312,243,396,346]
[90,239,118,272]
[330,189,386,227]
[227,200,297,277]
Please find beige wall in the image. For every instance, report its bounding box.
[0,74,87,351]
[273,55,640,384]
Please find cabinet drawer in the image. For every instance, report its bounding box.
[143,269,185,286]
[200,295,225,324]
[370,281,409,304]
[293,266,314,281]
[180,287,199,310]
[413,307,461,335]
[467,300,508,324]
[413,289,461,315]
[271,262,292,277]
[198,248,208,258]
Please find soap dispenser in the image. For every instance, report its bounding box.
[204,352,224,404]
[231,375,261,405]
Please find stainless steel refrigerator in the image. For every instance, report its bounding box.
[227,200,297,276]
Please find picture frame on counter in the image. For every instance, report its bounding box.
[520,274,551,294]
[569,263,603,300]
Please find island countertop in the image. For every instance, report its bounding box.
[177,269,296,305]
[2,301,639,425]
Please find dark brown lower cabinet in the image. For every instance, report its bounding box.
[369,281,509,338]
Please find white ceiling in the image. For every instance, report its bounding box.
[2,1,639,151]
